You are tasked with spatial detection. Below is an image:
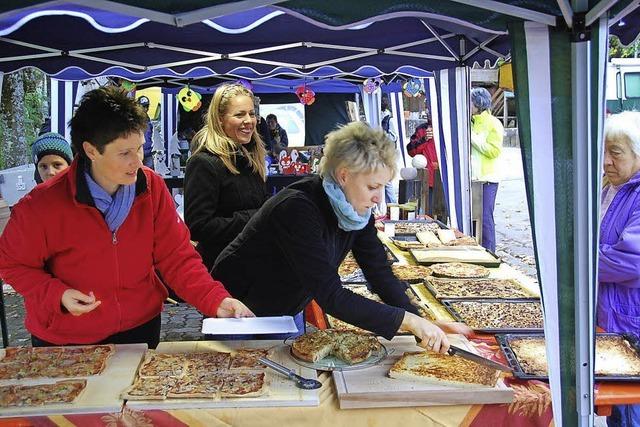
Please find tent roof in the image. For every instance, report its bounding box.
[0,3,511,80]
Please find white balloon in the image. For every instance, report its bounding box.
[411,154,428,169]
[400,167,418,180]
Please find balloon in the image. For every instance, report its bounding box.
[411,154,428,169]
[363,77,382,94]
[403,78,423,97]
[295,85,316,105]
[177,86,202,112]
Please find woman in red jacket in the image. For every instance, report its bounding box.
[0,86,253,349]
[406,121,438,214]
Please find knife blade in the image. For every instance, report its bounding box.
[447,345,513,372]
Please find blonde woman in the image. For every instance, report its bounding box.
[214,122,466,352]
[185,83,269,270]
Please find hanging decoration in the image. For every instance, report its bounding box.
[363,77,382,94]
[295,85,316,105]
[120,80,136,94]
[177,86,202,112]
[402,78,423,97]
[237,79,253,91]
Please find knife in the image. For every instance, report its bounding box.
[447,345,513,372]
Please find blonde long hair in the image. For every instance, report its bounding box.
[191,83,267,180]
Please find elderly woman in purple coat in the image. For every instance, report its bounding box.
[599,111,640,427]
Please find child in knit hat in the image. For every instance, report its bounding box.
[31,132,74,183]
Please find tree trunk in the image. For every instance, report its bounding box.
[0,73,28,168]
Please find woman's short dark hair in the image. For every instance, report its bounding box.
[70,86,148,158]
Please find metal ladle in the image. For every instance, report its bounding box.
[258,357,322,390]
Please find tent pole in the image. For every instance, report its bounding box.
[571,1,597,426]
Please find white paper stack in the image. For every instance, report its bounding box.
[201,316,298,335]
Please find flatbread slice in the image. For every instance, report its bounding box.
[219,372,267,398]
[167,373,223,399]
[436,229,457,244]
[389,351,500,388]
[121,377,175,400]
[416,230,442,247]
[291,330,335,363]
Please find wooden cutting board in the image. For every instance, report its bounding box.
[125,340,319,410]
[0,343,147,418]
[333,335,513,409]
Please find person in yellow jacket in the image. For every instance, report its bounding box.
[470,87,503,252]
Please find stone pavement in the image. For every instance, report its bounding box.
[0,147,537,348]
[0,292,205,347]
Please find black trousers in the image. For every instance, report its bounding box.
[31,314,161,349]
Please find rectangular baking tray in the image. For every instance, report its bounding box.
[423,277,539,300]
[410,247,501,267]
[324,284,429,334]
[441,299,543,334]
[382,219,447,236]
[496,332,640,382]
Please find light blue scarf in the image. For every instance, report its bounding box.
[322,177,371,231]
[84,170,136,233]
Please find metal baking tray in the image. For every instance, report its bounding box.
[424,277,539,300]
[410,247,501,267]
[389,235,425,251]
[497,333,640,382]
[441,299,544,334]
[382,219,447,236]
[325,284,430,333]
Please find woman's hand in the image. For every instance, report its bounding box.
[61,289,101,316]
[401,312,449,353]
[434,321,472,336]
[216,297,255,318]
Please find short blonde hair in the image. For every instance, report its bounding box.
[319,121,398,181]
[605,111,640,156]
[191,83,266,180]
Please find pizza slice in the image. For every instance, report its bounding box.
[229,349,270,370]
[219,372,267,398]
[0,385,18,407]
[389,351,500,388]
[121,376,175,400]
[167,373,224,399]
[185,352,231,373]
[138,351,188,378]
[5,380,87,406]
[0,347,34,364]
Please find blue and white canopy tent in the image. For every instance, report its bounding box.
[1,2,640,425]
[0,2,500,230]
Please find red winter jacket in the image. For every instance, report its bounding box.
[0,157,231,344]
[406,124,438,187]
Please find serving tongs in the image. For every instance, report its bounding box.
[258,356,322,390]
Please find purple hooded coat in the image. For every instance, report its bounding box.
[598,171,640,336]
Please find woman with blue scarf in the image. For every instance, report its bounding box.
[0,86,253,349]
[214,122,459,352]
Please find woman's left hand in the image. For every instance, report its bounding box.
[434,321,473,336]
[216,297,255,318]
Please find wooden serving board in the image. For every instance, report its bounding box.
[125,340,319,410]
[333,335,513,409]
[0,343,147,418]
